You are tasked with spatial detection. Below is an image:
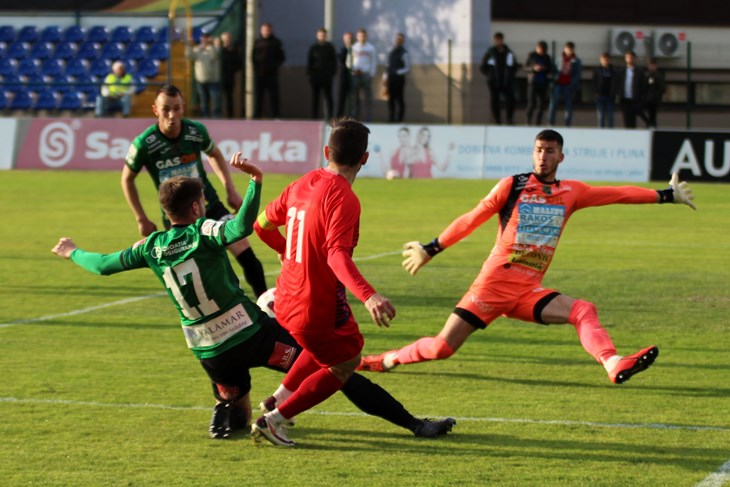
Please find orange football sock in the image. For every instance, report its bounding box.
[395,336,454,365]
[568,299,617,363]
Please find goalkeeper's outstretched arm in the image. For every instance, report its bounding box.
[656,173,696,210]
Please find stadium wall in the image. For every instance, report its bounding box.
[3,117,729,182]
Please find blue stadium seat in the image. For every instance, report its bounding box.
[32,88,58,110]
[7,41,30,60]
[0,89,7,109]
[22,72,46,92]
[0,58,17,77]
[64,57,88,77]
[83,92,97,110]
[9,88,32,110]
[17,58,40,77]
[40,25,63,44]
[0,42,7,59]
[0,25,15,44]
[74,73,99,96]
[147,42,169,61]
[76,41,100,60]
[110,26,132,44]
[42,58,65,77]
[63,25,86,43]
[50,73,74,93]
[133,25,156,43]
[123,41,147,62]
[89,58,111,77]
[53,41,78,60]
[87,26,109,44]
[100,42,124,61]
[156,25,182,43]
[0,73,22,92]
[134,58,159,78]
[17,26,39,44]
[58,91,83,110]
[31,42,54,61]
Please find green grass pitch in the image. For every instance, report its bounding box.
[1,170,728,486]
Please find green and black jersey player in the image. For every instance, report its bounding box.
[121,83,267,297]
[53,155,456,441]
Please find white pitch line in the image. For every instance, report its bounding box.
[0,250,402,329]
[696,459,730,487]
[0,396,727,433]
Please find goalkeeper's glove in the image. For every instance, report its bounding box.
[657,173,696,210]
[402,238,443,275]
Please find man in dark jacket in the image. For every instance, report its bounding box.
[385,33,410,123]
[593,51,616,128]
[336,32,354,117]
[642,58,666,128]
[220,32,243,119]
[252,22,285,119]
[480,32,517,125]
[306,28,338,120]
[524,40,553,125]
[615,50,645,128]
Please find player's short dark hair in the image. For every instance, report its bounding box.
[535,129,563,149]
[327,117,370,167]
[159,176,204,220]
[156,84,183,99]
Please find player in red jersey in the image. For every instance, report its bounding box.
[251,118,398,446]
[359,129,696,385]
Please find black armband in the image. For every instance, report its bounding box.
[656,188,674,204]
[422,238,444,257]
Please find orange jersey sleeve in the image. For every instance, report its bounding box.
[572,184,659,210]
[438,177,512,248]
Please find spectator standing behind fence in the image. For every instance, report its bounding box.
[615,50,645,129]
[524,40,553,126]
[593,52,616,128]
[186,30,221,118]
[336,32,354,118]
[220,32,243,119]
[548,41,582,127]
[95,61,134,118]
[480,32,516,125]
[643,58,666,129]
[306,28,338,120]
[385,33,410,123]
[351,28,377,122]
[252,22,286,119]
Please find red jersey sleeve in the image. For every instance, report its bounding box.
[438,177,511,248]
[322,188,376,302]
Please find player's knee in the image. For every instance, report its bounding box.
[430,337,455,360]
[569,299,598,324]
[212,383,244,403]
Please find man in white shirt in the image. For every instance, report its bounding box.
[350,28,377,122]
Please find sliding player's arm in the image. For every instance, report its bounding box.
[402,177,508,275]
[51,238,146,276]
[222,155,263,244]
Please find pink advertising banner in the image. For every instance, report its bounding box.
[14,118,323,174]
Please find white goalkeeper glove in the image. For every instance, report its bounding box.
[402,239,443,276]
[669,173,697,210]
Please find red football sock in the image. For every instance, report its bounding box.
[394,336,454,365]
[277,368,344,420]
[568,299,617,363]
[281,350,320,392]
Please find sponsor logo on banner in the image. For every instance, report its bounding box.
[651,130,730,182]
[14,119,323,174]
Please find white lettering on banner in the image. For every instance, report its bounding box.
[39,122,74,167]
[670,139,730,177]
[85,132,131,160]
[217,132,307,162]
[182,303,253,349]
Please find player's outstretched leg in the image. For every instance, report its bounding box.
[608,346,659,384]
[358,336,454,372]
